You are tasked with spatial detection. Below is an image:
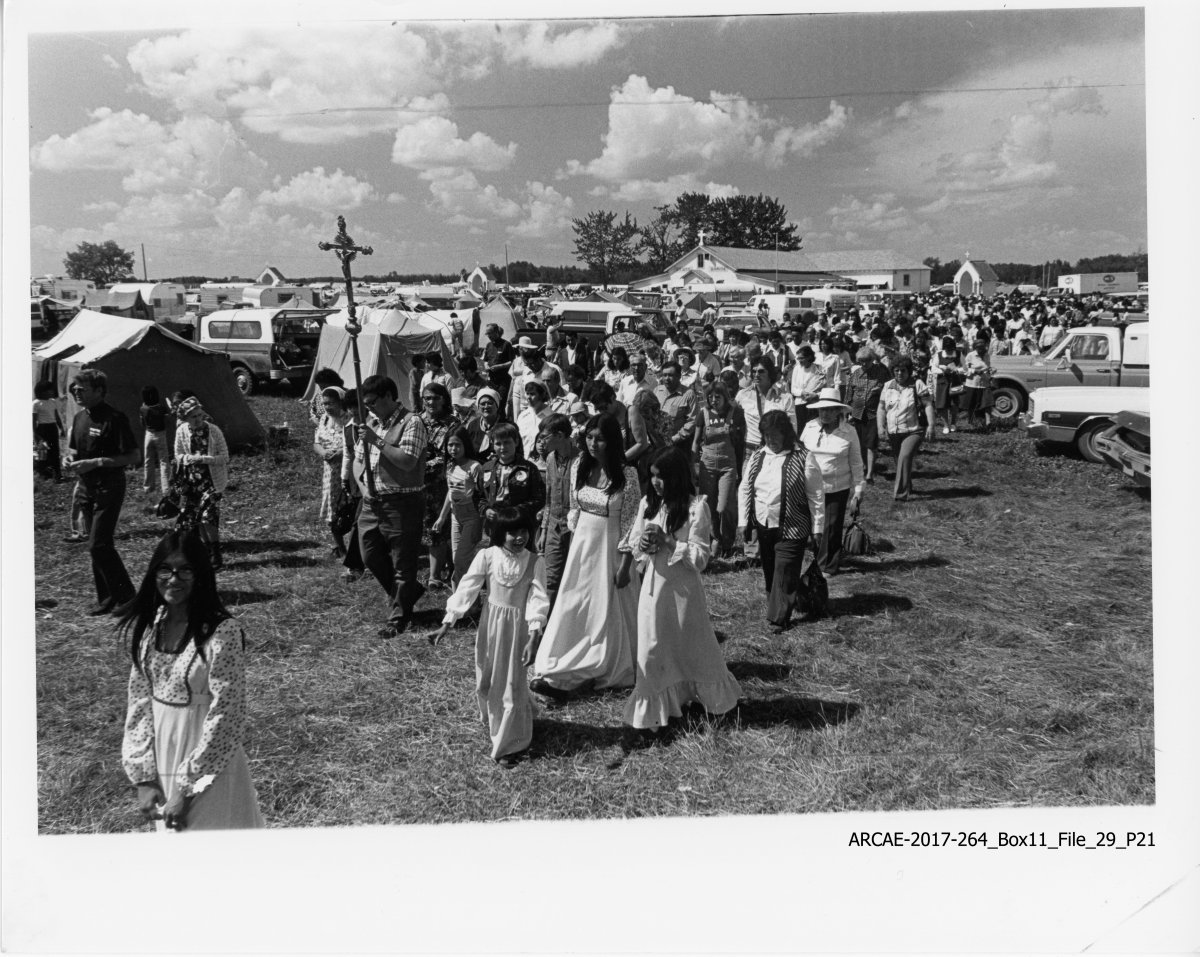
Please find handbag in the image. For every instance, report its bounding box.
[794,554,829,620]
[843,519,873,557]
[911,384,928,430]
[330,491,360,537]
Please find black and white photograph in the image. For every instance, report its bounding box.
[4,0,1196,952]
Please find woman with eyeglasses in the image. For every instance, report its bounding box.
[117,530,263,832]
[419,382,462,589]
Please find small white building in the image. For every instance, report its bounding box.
[628,241,843,296]
[466,266,497,296]
[954,260,1000,298]
[804,251,931,293]
[109,281,188,319]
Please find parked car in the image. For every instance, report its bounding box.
[1094,410,1150,487]
[1020,386,1150,463]
[990,320,1150,423]
[711,312,768,341]
[199,307,332,394]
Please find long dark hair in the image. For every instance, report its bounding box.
[643,446,693,536]
[575,413,626,493]
[116,530,233,670]
[445,426,481,463]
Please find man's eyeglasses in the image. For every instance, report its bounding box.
[155,565,196,582]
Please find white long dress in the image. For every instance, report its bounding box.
[532,462,640,691]
[122,615,264,831]
[442,547,550,760]
[620,496,743,729]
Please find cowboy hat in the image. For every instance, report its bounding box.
[516,335,537,350]
[808,387,851,411]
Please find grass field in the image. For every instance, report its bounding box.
[33,393,1153,833]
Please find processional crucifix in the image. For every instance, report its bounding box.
[319,215,376,497]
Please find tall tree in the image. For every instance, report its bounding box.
[671,192,714,250]
[571,210,641,287]
[704,194,801,250]
[63,240,136,287]
[638,204,686,273]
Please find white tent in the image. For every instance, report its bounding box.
[302,304,459,408]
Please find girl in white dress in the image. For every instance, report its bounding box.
[616,447,742,731]
[118,530,263,831]
[429,507,549,767]
[530,414,639,698]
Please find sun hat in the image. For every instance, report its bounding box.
[673,346,695,363]
[808,387,851,411]
[567,400,588,417]
[176,396,205,418]
[517,335,537,350]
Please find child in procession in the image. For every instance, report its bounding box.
[428,507,549,768]
[432,427,485,587]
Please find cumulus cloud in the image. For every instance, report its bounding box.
[432,21,630,75]
[392,117,516,172]
[420,167,521,225]
[258,167,377,210]
[563,75,847,198]
[507,182,576,239]
[826,193,916,235]
[498,22,625,69]
[30,108,269,193]
[607,174,740,205]
[127,25,446,144]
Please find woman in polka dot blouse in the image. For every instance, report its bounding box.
[116,530,263,831]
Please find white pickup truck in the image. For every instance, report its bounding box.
[989,320,1150,423]
[1021,386,1150,463]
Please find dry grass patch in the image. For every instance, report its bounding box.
[34,395,1152,832]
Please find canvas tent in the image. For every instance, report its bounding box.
[32,310,265,449]
[477,295,525,342]
[302,304,458,408]
[80,288,153,320]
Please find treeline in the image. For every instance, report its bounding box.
[923,253,1148,286]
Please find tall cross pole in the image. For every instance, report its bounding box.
[318,215,376,497]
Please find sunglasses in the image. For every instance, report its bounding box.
[155,565,196,582]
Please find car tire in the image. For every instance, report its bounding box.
[1076,420,1112,464]
[232,366,255,395]
[989,385,1024,423]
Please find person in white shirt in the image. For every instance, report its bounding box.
[801,388,864,574]
[737,409,818,634]
[618,352,657,407]
[789,345,825,432]
[735,354,795,454]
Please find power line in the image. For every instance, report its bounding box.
[236,82,1143,120]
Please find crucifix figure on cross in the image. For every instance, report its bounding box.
[318,215,374,334]
[318,215,376,496]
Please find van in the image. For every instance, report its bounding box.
[544,301,668,343]
[199,307,331,394]
[747,294,805,324]
[796,288,858,317]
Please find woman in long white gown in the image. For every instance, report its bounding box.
[531,414,640,696]
[616,446,742,730]
[118,529,263,831]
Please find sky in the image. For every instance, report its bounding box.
[22,3,1148,281]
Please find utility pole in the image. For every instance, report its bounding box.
[505,242,510,287]
[141,244,148,280]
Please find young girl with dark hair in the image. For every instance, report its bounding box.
[116,530,263,831]
[615,447,741,731]
[531,414,640,699]
[433,426,485,586]
[429,507,549,767]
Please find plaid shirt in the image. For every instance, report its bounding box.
[367,406,428,494]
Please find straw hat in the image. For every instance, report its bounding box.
[807,387,851,411]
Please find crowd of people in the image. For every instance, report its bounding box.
[37,287,1124,828]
